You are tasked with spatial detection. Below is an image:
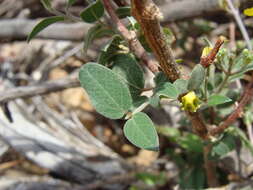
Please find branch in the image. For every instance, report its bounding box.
[102,0,159,73]
[200,37,225,68]
[0,19,91,41]
[209,81,253,136]
[226,0,252,50]
[160,0,249,23]
[131,0,180,81]
[0,77,80,103]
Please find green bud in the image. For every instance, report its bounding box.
[242,49,253,65]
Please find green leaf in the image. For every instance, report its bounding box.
[180,167,205,189]
[84,24,114,54]
[124,112,159,151]
[154,72,168,87]
[153,72,178,99]
[211,133,236,157]
[79,63,132,119]
[80,0,104,23]
[116,6,131,18]
[156,126,181,141]
[112,54,144,98]
[98,35,123,65]
[179,133,204,153]
[67,0,77,6]
[131,96,148,110]
[173,79,188,94]
[207,94,232,106]
[27,16,64,42]
[156,82,178,99]
[187,64,205,91]
[41,0,52,10]
[149,95,160,108]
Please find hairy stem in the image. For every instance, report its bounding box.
[131,0,180,82]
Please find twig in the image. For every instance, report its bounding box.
[102,0,159,74]
[0,19,92,41]
[36,44,83,81]
[187,112,208,139]
[203,144,219,187]
[200,36,225,68]
[226,0,252,50]
[210,78,253,136]
[0,77,80,103]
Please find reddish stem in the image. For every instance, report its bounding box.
[102,0,159,73]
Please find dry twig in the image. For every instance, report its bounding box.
[0,77,80,103]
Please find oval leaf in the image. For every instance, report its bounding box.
[156,82,178,99]
[27,16,64,42]
[207,95,232,106]
[124,112,159,151]
[98,35,122,65]
[79,63,132,119]
[112,54,144,98]
[187,64,205,91]
[173,79,188,94]
[211,134,236,157]
[80,0,104,23]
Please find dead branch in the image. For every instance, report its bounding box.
[0,19,91,41]
[160,0,249,23]
[0,0,251,41]
[0,77,80,103]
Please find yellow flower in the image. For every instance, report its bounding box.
[244,7,253,16]
[201,46,212,57]
[181,91,201,112]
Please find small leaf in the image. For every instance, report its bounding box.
[154,72,168,87]
[211,133,236,157]
[173,79,188,94]
[149,95,160,108]
[207,95,232,106]
[112,54,144,99]
[116,6,131,18]
[79,63,132,119]
[98,35,123,65]
[84,24,114,54]
[27,16,64,42]
[187,64,205,90]
[80,0,104,23]
[124,112,159,151]
[179,133,203,153]
[131,96,148,110]
[156,82,178,99]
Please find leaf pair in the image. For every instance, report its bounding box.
[79,63,159,151]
